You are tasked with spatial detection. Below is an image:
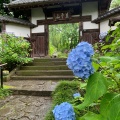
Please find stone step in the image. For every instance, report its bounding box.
[4,80,58,96]
[21,65,69,70]
[27,61,66,66]
[11,76,75,80]
[33,58,67,62]
[16,70,73,76]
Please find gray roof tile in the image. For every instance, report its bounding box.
[92,6,120,23]
[0,15,36,27]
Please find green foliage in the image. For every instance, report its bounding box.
[0,34,32,71]
[45,80,81,120]
[110,0,120,9]
[75,73,107,110]
[74,23,120,120]
[100,93,120,120]
[0,88,11,99]
[78,112,104,120]
[49,42,57,56]
[49,23,79,53]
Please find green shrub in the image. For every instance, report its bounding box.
[45,80,81,120]
[0,34,32,71]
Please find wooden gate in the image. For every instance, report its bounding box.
[31,33,47,57]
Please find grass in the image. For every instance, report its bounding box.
[45,80,82,120]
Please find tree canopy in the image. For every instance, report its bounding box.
[0,0,10,15]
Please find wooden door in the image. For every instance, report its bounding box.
[33,35,46,57]
[82,30,99,44]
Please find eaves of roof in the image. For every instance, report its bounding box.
[0,15,36,28]
[92,6,120,23]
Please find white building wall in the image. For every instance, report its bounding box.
[100,20,110,32]
[31,8,45,33]
[82,1,99,29]
[6,23,30,37]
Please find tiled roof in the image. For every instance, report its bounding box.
[8,0,111,10]
[8,0,73,6]
[109,16,120,26]
[9,0,44,5]
[92,6,120,23]
[0,16,36,28]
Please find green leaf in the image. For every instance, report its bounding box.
[99,56,117,63]
[78,112,104,120]
[92,62,99,71]
[116,74,120,79]
[100,93,120,120]
[75,72,108,110]
[102,45,110,50]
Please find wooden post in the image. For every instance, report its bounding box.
[0,63,7,88]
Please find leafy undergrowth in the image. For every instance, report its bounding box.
[0,85,12,99]
[45,80,82,120]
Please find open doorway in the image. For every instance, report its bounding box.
[49,23,80,57]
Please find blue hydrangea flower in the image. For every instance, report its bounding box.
[66,41,94,79]
[52,102,76,120]
[99,32,108,40]
[73,93,81,98]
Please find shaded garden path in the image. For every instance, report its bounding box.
[0,58,74,120]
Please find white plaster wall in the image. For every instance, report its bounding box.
[31,8,45,24]
[83,21,98,29]
[32,25,44,33]
[100,20,110,32]
[82,1,99,29]
[6,23,30,37]
[31,7,45,33]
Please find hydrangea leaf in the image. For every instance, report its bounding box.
[100,93,120,120]
[78,112,104,120]
[116,74,120,79]
[99,56,117,63]
[75,72,108,110]
[92,62,99,71]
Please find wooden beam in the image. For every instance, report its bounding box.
[82,29,100,33]
[37,15,92,25]
[31,32,47,36]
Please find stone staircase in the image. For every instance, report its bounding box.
[5,58,75,96]
[1,58,75,120]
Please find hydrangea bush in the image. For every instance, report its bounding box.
[66,41,94,79]
[52,25,120,120]
[52,102,76,120]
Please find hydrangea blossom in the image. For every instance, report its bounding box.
[52,102,76,120]
[73,93,81,98]
[66,41,94,79]
[99,32,108,40]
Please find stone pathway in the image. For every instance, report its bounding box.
[0,95,52,120]
[0,58,74,120]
